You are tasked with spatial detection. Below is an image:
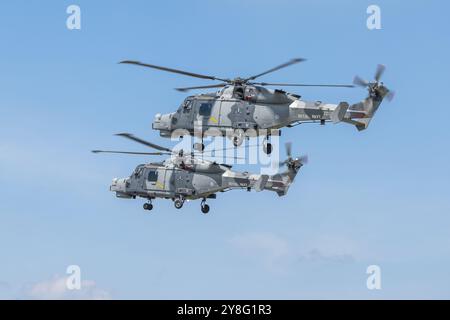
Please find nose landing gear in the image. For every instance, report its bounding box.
[201,199,210,214]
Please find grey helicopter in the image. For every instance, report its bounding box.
[92,133,306,213]
[120,59,394,154]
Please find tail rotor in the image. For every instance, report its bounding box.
[353,64,395,102]
[353,75,369,88]
[279,142,308,172]
[374,64,385,82]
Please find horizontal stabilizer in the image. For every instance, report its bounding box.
[342,118,370,131]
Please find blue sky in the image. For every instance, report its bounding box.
[1,0,450,299]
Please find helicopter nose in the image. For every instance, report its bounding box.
[110,177,128,192]
[152,112,174,135]
[110,178,133,198]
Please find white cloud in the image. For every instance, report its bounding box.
[230,232,290,257]
[229,232,291,271]
[299,248,354,264]
[22,275,111,300]
[229,232,356,272]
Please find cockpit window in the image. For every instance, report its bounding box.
[133,166,144,178]
[219,86,229,95]
[244,87,257,101]
[147,170,158,182]
[199,102,212,116]
[233,86,244,99]
[182,99,192,113]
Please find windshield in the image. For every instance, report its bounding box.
[178,99,192,113]
[132,165,145,178]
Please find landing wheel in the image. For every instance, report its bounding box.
[262,135,273,155]
[143,203,153,211]
[232,137,240,147]
[193,143,205,152]
[201,201,210,214]
[200,135,205,152]
[263,142,273,155]
[174,198,184,209]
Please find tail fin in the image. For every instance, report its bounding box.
[254,174,269,192]
[345,96,382,131]
[264,157,305,196]
[331,102,349,124]
[344,64,394,131]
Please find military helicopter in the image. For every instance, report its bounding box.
[120,59,394,154]
[92,133,306,213]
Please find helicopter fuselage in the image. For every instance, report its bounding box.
[152,84,381,140]
[109,155,301,211]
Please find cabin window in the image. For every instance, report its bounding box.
[199,102,212,116]
[147,170,158,182]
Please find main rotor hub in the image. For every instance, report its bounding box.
[232,77,246,85]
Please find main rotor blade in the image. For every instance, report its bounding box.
[254,82,354,88]
[119,60,229,82]
[375,64,386,82]
[115,133,173,153]
[175,83,226,92]
[92,150,169,156]
[245,58,306,81]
